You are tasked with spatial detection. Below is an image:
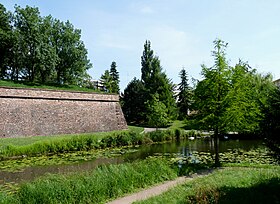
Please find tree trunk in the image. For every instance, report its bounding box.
[214,127,220,167]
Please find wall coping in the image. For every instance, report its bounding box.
[0,86,119,102]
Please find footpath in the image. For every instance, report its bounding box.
[107,169,214,204]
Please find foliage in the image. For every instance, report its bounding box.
[122,40,177,125]
[0,4,13,80]
[100,70,112,92]
[109,61,120,93]
[177,68,192,119]
[193,39,276,165]
[194,39,230,166]
[261,86,280,160]
[146,93,170,128]
[0,4,92,86]
[100,61,120,93]
[121,77,146,123]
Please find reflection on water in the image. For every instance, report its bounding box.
[0,139,264,184]
[0,157,124,184]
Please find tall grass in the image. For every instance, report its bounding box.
[0,157,177,204]
[135,166,280,204]
[0,129,183,159]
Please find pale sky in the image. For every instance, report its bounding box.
[2,0,280,90]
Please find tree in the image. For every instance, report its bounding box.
[109,61,120,94]
[13,5,42,82]
[146,93,170,128]
[194,39,276,166]
[141,40,154,85]
[223,61,266,133]
[177,68,192,119]
[0,3,12,79]
[100,70,112,93]
[52,20,92,85]
[3,5,92,85]
[140,40,177,122]
[261,86,280,160]
[121,78,146,123]
[194,39,230,166]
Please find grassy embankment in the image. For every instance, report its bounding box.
[0,80,100,93]
[135,165,280,204]
[0,157,179,204]
[0,127,195,159]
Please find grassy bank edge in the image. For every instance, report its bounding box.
[135,165,280,204]
[0,157,179,204]
[0,128,193,159]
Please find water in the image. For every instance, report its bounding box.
[0,139,264,184]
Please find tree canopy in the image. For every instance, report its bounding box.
[0,4,92,86]
[121,40,177,126]
[193,39,277,165]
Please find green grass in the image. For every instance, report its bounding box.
[0,80,103,93]
[0,131,119,148]
[0,157,178,204]
[0,128,176,159]
[135,165,280,204]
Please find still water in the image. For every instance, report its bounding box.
[0,139,264,184]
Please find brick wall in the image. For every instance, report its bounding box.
[0,87,127,138]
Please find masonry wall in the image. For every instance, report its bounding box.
[0,87,127,138]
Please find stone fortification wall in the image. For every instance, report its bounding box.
[0,87,127,138]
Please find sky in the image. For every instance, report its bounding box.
[2,0,280,90]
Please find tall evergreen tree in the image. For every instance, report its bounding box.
[121,78,146,123]
[109,61,120,94]
[141,40,154,85]
[177,68,192,119]
[140,41,177,123]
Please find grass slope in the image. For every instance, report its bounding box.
[135,165,280,204]
[0,80,103,93]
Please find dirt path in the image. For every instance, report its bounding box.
[107,170,214,204]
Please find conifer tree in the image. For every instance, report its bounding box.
[177,68,192,119]
[109,61,120,94]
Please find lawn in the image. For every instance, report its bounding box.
[135,165,280,204]
[0,80,101,93]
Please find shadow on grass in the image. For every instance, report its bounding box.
[218,178,280,204]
